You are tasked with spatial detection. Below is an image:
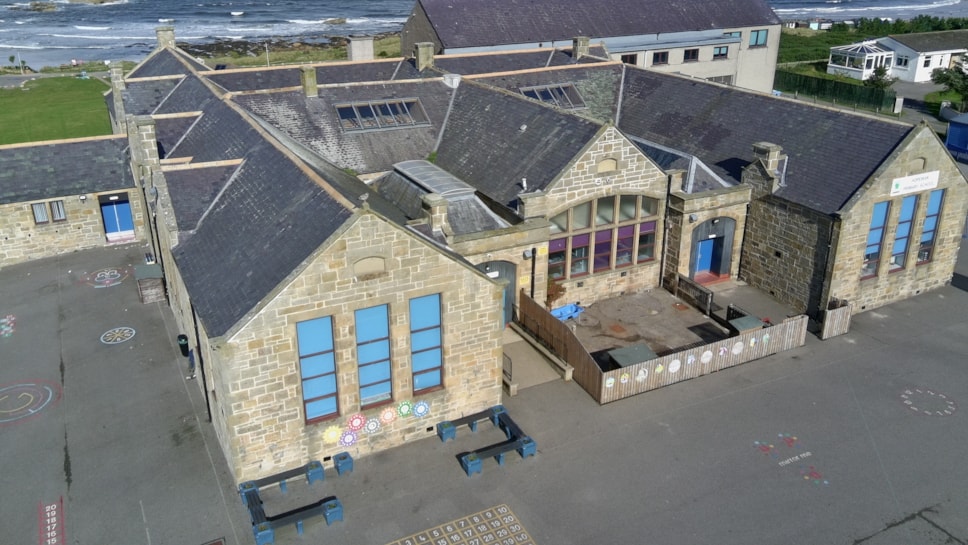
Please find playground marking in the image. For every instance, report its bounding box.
[900,388,956,416]
[78,266,132,288]
[752,433,829,486]
[386,504,535,545]
[1,314,16,338]
[100,327,136,345]
[38,497,64,545]
[0,381,62,425]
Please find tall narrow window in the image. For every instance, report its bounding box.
[890,195,917,271]
[616,225,635,267]
[863,201,890,278]
[571,234,590,277]
[548,238,567,279]
[410,294,442,393]
[356,304,392,408]
[594,230,612,272]
[637,221,656,263]
[297,316,339,422]
[50,200,67,222]
[32,203,49,224]
[918,189,945,264]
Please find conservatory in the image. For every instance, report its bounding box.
[827,40,895,81]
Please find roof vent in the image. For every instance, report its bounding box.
[519,124,527,133]
[442,73,461,89]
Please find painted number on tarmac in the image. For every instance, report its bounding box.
[39,497,64,545]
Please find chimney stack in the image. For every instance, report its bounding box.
[300,66,318,98]
[415,42,435,71]
[667,169,686,193]
[421,193,452,236]
[156,26,175,49]
[572,36,590,60]
[348,36,375,61]
[752,142,783,174]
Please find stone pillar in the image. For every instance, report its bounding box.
[422,193,452,236]
[133,115,161,167]
[415,42,435,71]
[300,66,318,98]
[518,190,547,219]
[667,169,686,194]
[348,36,375,61]
[110,62,127,135]
[156,26,175,49]
[572,36,590,59]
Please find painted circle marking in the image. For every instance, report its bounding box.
[0,381,62,424]
[100,326,136,344]
[900,388,957,416]
[701,350,713,364]
[668,359,681,374]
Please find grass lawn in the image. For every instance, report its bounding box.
[203,35,402,68]
[924,89,964,115]
[0,76,112,145]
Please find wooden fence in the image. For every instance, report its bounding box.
[675,274,714,316]
[516,289,809,405]
[516,291,602,399]
[598,315,809,404]
[820,300,853,340]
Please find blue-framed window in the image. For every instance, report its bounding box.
[410,294,443,393]
[862,201,890,278]
[355,304,392,408]
[750,29,768,47]
[296,316,338,423]
[918,189,945,264]
[889,195,918,271]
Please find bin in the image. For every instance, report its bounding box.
[177,334,189,357]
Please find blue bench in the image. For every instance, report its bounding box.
[550,303,584,321]
[437,406,503,442]
[448,406,536,476]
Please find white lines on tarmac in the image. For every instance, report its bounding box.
[140,499,152,545]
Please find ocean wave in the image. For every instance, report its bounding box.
[0,42,113,50]
[74,25,111,31]
[773,0,962,15]
[48,33,154,41]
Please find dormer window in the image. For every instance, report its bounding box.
[335,99,430,132]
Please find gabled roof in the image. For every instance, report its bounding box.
[165,99,265,163]
[886,30,968,54]
[0,136,134,204]
[163,163,238,231]
[127,47,210,79]
[155,115,199,159]
[120,78,181,116]
[230,80,454,174]
[154,75,219,115]
[203,59,426,93]
[172,140,355,338]
[414,0,780,49]
[630,137,731,194]
[435,81,602,207]
[617,68,913,213]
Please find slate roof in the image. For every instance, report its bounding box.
[155,115,199,159]
[887,30,968,53]
[414,0,780,49]
[166,99,265,163]
[172,140,355,338]
[0,137,134,204]
[617,68,913,213]
[630,137,730,193]
[432,46,609,75]
[230,80,454,174]
[372,160,511,235]
[203,59,426,93]
[435,81,603,207]
[120,78,181,116]
[163,163,238,231]
[127,48,210,79]
[471,63,624,123]
[154,75,219,115]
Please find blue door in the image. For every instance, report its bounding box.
[696,239,714,273]
[100,197,134,242]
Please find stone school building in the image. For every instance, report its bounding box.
[2,26,966,483]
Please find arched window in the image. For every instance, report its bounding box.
[547,195,659,280]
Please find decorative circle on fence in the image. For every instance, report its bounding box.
[668,359,681,374]
[100,327,136,344]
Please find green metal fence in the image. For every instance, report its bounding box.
[774,70,896,112]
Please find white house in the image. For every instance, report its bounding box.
[828,30,968,83]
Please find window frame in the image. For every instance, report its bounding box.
[334,98,430,133]
[520,83,586,109]
[355,304,393,409]
[896,56,909,67]
[862,201,890,279]
[620,53,638,66]
[296,316,339,423]
[889,195,917,272]
[50,200,67,222]
[546,195,660,280]
[917,189,945,265]
[410,294,443,394]
[749,29,768,47]
[32,202,50,224]
[713,46,728,60]
[683,48,699,63]
[652,51,669,65]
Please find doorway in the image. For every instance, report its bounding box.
[476,260,516,327]
[99,193,135,243]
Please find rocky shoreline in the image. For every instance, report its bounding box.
[177,32,399,60]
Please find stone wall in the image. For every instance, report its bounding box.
[0,190,144,268]
[219,210,504,482]
[541,126,669,308]
[666,184,751,285]
[826,126,968,313]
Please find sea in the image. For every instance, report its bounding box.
[1,0,966,69]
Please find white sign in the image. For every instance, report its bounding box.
[890,170,939,196]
